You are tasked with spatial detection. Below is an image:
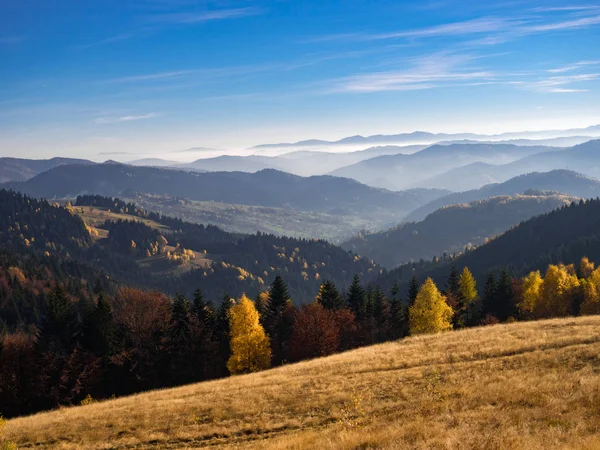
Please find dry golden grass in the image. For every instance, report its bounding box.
[6,316,600,449]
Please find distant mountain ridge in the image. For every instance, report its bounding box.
[405,170,600,223]
[0,157,93,183]
[252,125,600,149]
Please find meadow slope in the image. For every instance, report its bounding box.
[5,316,600,449]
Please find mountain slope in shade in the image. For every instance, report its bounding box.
[342,193,578,268]
[405,169,600,223]
[0,157,93,183]
[4,164,448,219]
[329,143,560,190]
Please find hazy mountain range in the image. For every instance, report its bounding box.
[329,143,563,190]
[251,125,600,149]
[406,169,600,223]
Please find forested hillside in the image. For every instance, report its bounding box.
[343,193,578,268]
[406,169,600,222]
[381,197,600,293]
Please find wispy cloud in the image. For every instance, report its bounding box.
[106,70,195,83]
[307,11,600,44]
[148,6,264,24]
[530,5,600,13]
[78,6,264,48]
[520,73,599,93]
[548,60,600,73]
[93,113,161,124]
[306,17,514,43]
[328,52,497,93]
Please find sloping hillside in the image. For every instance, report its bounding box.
[6,316,600,449]
[406,170,600,222]
[343,194,578,268]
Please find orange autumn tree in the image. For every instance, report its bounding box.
[227,295,271,375]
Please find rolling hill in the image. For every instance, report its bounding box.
[329,143,560,190]
[5,316,600,449]
[0,157,93,183]
[342,193,578,268]
[405,170,600,223]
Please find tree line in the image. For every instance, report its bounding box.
[4,255,600,418]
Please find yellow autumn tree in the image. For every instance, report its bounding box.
[227,295,272,374]
[519,270,544,317]
[581,267,600,315]
[538,264,580,318]
[579,257,595,279]
[409,278,453,335]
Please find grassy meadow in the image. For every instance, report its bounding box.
[5,316,600,449]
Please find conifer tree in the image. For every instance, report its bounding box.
[82,291,115,357]
[445,266,460,297]
[409,278,453,335]
[169,294,194,384]
[346,274,366,319]
[495,269,516,321]
[373,285,390,341]
[44,284,81,349]
[408,276,419,307]
[482,272,498,319]
[317,280,345,311]
[265,276,293,365]
[227,295,271,374]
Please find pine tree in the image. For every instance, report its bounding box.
[317,280,345,311]
[227,295,271,374]
[445,266,460,298]
[265,276,293,365]
[373,286,390,342]
[495,270,516,321]
[482,272,498,319]
[82,291,116,357]
[409,278,453,335]
[346,274,366,319]
[44,284,81,349]
[408,276,419,307]
[169,294,194,384]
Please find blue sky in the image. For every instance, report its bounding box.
[1,0,600,160]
